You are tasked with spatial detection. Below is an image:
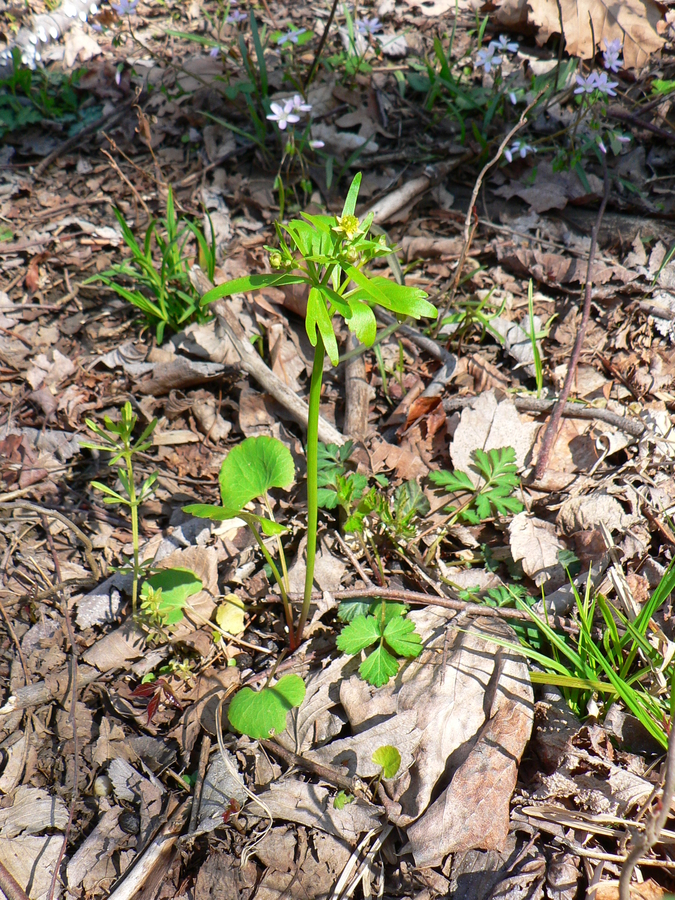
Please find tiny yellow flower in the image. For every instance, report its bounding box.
[333,214,360,240]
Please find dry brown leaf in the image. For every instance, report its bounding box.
[494,161,603,213]
[450,391,539,486]
[495,0,664,68]
[557,492,637,534]
[594,880,667,900]
[369,437,430,479]
[509,512,565,586]
[536,0,664,69]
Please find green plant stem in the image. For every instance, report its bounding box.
[251,527,295,646]
[124,451,141,617]
[297,336,326,646]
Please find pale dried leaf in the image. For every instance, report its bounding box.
[0,786,68,837]
[509,512,565,586]
[0,835,63,900]
[261,782,382,843]
[450,392,539,486]
[557,492,637,534]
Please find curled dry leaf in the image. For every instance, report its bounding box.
[557,491,638,535]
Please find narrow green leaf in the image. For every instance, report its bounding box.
[342,172,362,218]
[202,273,307,305]
[306,287,339,365]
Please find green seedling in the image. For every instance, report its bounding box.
[227,673,306,739]
[429,446,523,526]
[140,567,203,628]
[333,790,355,810]
[185,435,297,644]
[82,401,158,616]
[86,188,215,343]
[0,49,96,139]
[372,745,401,780]
[337,600,422,687]
[199,172,437,647]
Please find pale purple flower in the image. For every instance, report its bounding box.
[209,45,222,57]
[503,140,533,163]
[598,138,607,154]
[574,72,598,94]
[357,16,382,35]
[602,38,623,72]
[188,128,201,142]
[475,45,502,74]
[277,27,307,45]
[289,94,312,113]
[309,139,325,149]
[615,133,630,143]
[594,71,618,96]
[227,10,247,22]
[509,91,517,104]
[115,68,122,85]
[266,100,300,130]
[489,34,518,53]
[110,0,137,14]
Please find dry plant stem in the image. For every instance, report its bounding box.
[211,298,345,445]
[304,0,341,89]
[434,92,545,335]
[188,734,212,834]
[42,517,79,900]
[34,94,138,178]
[344,333,371,440]
[534,158,610,481]
[0,860,30,900]
[441,396,646,438]
[619,723,675,900]
[101,144,153,221]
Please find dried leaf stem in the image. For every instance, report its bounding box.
[619,721,675,900]
[434,91,545,335]
[534,158,610,481]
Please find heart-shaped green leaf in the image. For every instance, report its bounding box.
[372,745,401,779]
[227,674,306,739]
[219,436,295,516]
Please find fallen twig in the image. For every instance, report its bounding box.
[534,158,611,480]
[442,396,646,438]
[0,860,30,900]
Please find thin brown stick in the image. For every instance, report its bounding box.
[304,0,341,89]
[619,722,675,900]
[261,739,366,796]
[43,518,80,900]
[100,145,153,220]
[534,158,610,480]
[188,734,212,834]
[0,859,30,900]
[442,396,646,438]
[434,91,545,335]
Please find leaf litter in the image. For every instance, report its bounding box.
[3,0,675,898]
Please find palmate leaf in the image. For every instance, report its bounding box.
[336,614,381,654]
[359,645,399,687]
[383,616,423,658]
[429,469,475,493]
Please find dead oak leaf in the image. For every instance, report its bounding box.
[497,0,664,69]
[509,512,565,586]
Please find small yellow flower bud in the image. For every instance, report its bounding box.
[346,246,360,264]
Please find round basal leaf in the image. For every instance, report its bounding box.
[227,674,306,740]
[142,567,202,625]
[219,436,295,515]
[215,593,246,636]
[372,745,401,779]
